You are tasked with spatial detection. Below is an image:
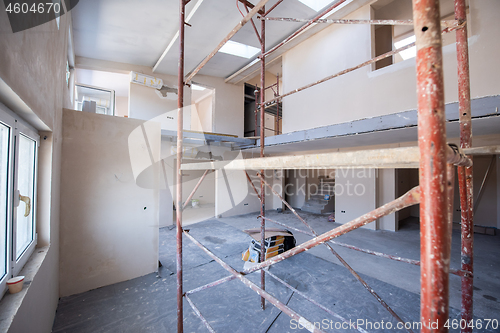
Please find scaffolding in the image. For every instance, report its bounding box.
[174,0,479,332]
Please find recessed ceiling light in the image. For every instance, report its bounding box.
[219,41,260,59]
[298,0,333,12]
[394,35,416,60]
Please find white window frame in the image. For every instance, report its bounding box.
[0,103,39,297]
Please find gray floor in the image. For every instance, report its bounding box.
[52,211,500,332]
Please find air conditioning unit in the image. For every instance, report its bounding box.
[130,71,163,89]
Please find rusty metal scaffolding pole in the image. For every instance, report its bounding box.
[262,0,348,58]
[183,170,210,210]
[183,230,326,333]
[258,5,266,310]
[184,0,270,83]
[259,215,470,278]
[176,0,186,332]
[260,17,458,28]
[413,0,452,331]
[256,173,414,332]
[184,186,421,298]
[454,0,474,330]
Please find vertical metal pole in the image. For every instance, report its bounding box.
[276,74,280,135]
[454,1,474,330]
[259,5,266,310]
[177,0,185,331]
[413,0,450,332]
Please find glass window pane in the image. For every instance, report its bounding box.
[16,134,36,259]
[0,123,9,278]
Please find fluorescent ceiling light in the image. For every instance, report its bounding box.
[298,0,333,12]
[394,35,416,60]
[219,41,260,59]
[191,84,206,91]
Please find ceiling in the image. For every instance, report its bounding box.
[71,0,367,80]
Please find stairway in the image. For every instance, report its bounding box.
[301,176,335,214]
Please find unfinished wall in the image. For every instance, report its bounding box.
[377,169,397,231]
[281,0,500,133]
[115,96,128,117]
[191,92,213,132]
[59,109,160,297]
[193,75,244,137]
[335,167,377,230]
[285,170,307,209]
[0,4,72,332]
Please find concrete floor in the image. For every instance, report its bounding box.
[175,204,215,226]
[52,211,500,332]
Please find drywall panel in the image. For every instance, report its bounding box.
[335,167,377,230]
[191,93,213,132]
[281,0,500,133]
[192,75,244,137]
[115,96,129,117]
[214,151,277,218]
[377,169,397,231]
[59,109,160,297]
[285,170,307,209]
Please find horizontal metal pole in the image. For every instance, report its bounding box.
[262,0,348,58]
[463,145,500,155]
[181,146,421,170]
[184,0,270,83]
[266,270,369,333]
[261,215,468,277]
[242,186,420,275]
[261,16,458,28]
[185,294,216,333]
[263,23,464,107]
[183,230,325,333]
[257,172,412,332]
[186,275,235,296]
[180,144,472,171]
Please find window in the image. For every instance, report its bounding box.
[74,84,115,116]
[219,41,260,59]
[372,0,470,70]
[0,104,39,298]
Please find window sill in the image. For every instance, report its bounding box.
[0,246,50,332]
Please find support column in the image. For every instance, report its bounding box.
[259,6,266,310]
[454,1,474,330]
[413,0,451,332]
[177,0,186,331]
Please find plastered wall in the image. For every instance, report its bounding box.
[0,3,73,332]
[59,109,160,297]
[335,167,377,230]
[281,0,500,133]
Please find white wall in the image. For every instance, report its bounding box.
[335,167,377,230]
[115,96,128,117]
[192,75,244,137]
[281,0,500,133]
[0,4,72,332]
[377,169,397,231]
[59,109,160,297]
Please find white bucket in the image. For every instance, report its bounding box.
[191,199,200,208]
[7,276,25,294]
